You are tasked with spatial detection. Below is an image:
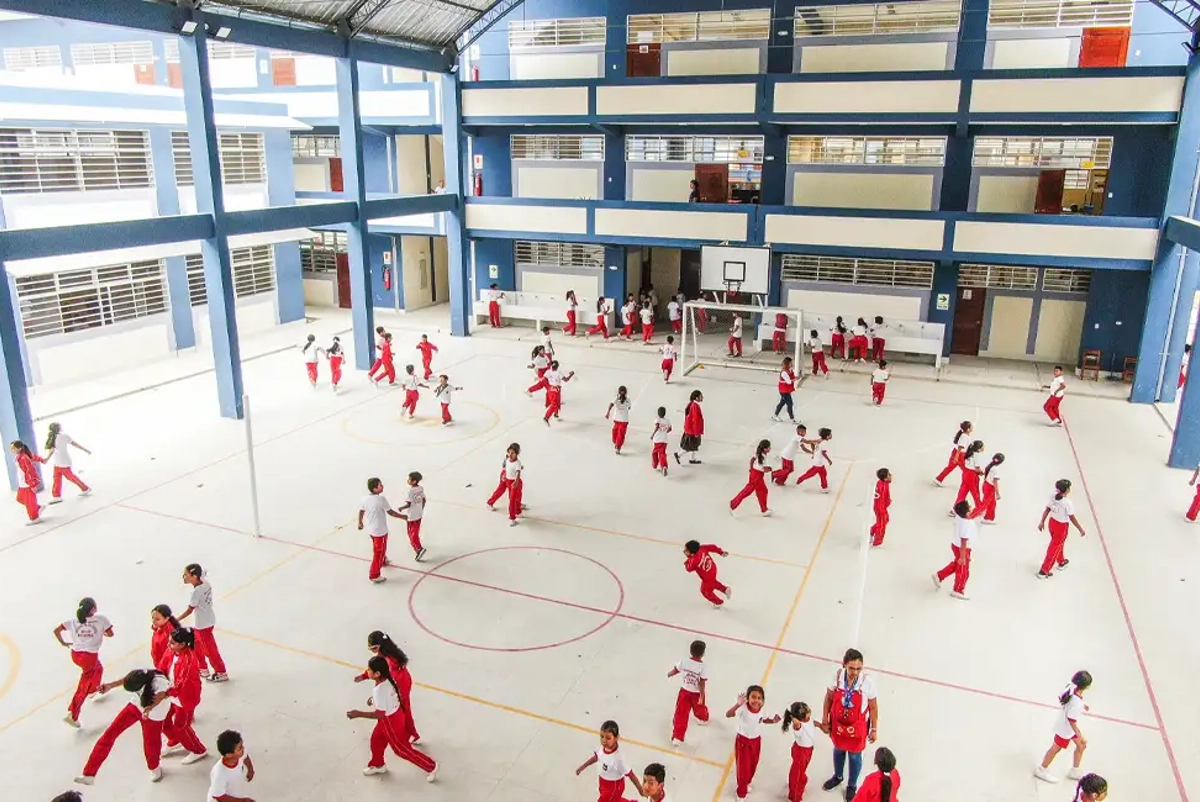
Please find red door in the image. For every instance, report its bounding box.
[626,43,662,77]
[950,286,987,356]
[1079,27,1130,68]
[1035,170,1066,214]
[335,253,352,309]
[328,157,344,192]
[694,164,730,203]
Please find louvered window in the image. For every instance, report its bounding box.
[972,137,1112,169]
[958,264,1039,290]
[782,255,935,288]
[509,17,607,48]
[788,136,947,166]
[172,131,266,186]
[511,135,605,161]
[794,1,962,36]
[186,245,276,305]
[165,40,256,63]
[300,232,346,274]
[70,41,154,66]
[0,128,153,193]
[1042,268,1091,293]
[14,260,167,338]
[515,241,605,269]
[626,135,765,163]
[988,0,1134,29]
[292,135,341,158]
[3,46,63,71]
[628,9,772,42]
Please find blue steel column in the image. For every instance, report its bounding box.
[1171,340,1200,467]
[148,127,197,350]
[336,52,376,368]
[179,23,243,418]
[440,72,471,337]
[264,129,305,325]
[0,262,33,489]
[1159,250,1200,404]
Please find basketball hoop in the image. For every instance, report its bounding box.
[722,279,743,304]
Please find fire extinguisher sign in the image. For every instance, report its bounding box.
[473,154,484,170]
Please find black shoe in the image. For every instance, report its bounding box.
[1037,570,1053,579]
[1056,559,1070,571]
[845,787,857,801]
[690,459,702,464]
[822,776,843,791]
[673,452,682,465]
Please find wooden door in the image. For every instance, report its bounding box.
[133,63,156,85]
[335,253,352,310]
[626,43,661,77]
[167,63,182,88]
[328,157,344,192]
[1035,170,1066,214]
[694,164,729,203]
[1079,27,1130,68]
[950,286,987,356]
[272,57,297,86]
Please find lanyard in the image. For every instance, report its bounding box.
[839,670,861,711]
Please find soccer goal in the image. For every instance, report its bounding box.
[681,299,804,377]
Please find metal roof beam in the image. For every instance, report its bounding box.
[454,0,528,55]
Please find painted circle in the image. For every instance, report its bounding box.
[341,400,500,446]
[406,546,625,653]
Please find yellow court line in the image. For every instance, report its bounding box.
[221,628,725,769]
[0,633,20,701]
[709,465,854,802]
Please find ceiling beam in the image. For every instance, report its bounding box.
[453,0,529,55]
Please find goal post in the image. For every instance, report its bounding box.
[682,300,804,377]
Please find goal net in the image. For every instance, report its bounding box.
[682,301,803,377]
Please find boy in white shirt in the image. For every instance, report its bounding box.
[1042,365,1067,425]
[359,477,404,583]
[639,302,656,345]
[728,314,744,357]
[660,336,678,383]
[668,298,682,334]
[397,471,428,563]
[870,360,891,406]
[666,639,709,745]
[809,329,829,377]
[208,730,254,802]
[651,407,672,476]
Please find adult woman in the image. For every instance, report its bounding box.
[820,648,880,801]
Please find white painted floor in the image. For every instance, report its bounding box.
[1,307,1196,802]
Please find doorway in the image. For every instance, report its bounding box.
[951,286,987,355]
[694,164,730,203]
[335,253,352,309]
[680,249,701,299]
[626,43,661,77]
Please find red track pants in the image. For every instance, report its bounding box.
[422,359,433,380]
[870,508,889,547]
[487,478,523,521]
[369,710,436,772]
[402,389,419,416]
[194,626,227,675]
[812,352,828,375]
[565,310,577,336]
[728,336,742,356]
[68,650,103,721]
[735,733,763,799]
[872,339,886,361]
[936,544,971,593]
[772,459,795,485]
[1040,519,1070,574]
[330,356,343,386]
[671,688,709,742]
[872,382,886,405]
[163,703,207,755]
[972,482,998,521]
[788,742,814,802]
[611,421,628,450]
[598,777,638,802]
[652,443,668,470]
[1044,395,1063,422]
[53,466,89,497]
[642,322,654,343]
[407,520,423,552]
[955,470,981,506]
[15,487,38,520]
[1188,486,1200,521]
[773,330,786,352]
[730,475,768,512]
[369,534,388,580]
[935,449,961,484]
[81,703,163,776]
[697,573,728,606]
[488,300,502,327]
[587,319,609,339]
[796,465,828,489]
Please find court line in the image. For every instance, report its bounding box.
[219,628,725,769]
[339,400,502,447]
[0,633,20,701]
[1062,418,1189,801]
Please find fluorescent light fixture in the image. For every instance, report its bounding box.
[214,26,232,40]
[180,20,198,34]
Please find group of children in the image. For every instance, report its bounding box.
[9,423,92,525]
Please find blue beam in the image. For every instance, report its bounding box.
[1171,350,1200,468]
[0,263,33,491]
[223,202,358,236]
[0,216,213,261]
[364,193,457,219]
[337,50,376,371]
[440,73,471,337]
[1165,215,1200,251]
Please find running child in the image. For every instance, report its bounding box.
[674,391,704,466]
[728,313,744,357]
[660,336,678,382]
[179,564,228,681]
[150,604,180,672]
[11,440,46,524]
[1035,671,1093,783]
[367,326,388,381]
[668,296,683,334]
[667,640,709,746]
[932,500,975,600]
[207,730,254,802]
[360,477,403,583]
[526,345,551,396]
[727,685,781,801]
[487,283,504,327]
[870,468,892,548]
[773,357,798,422]
[683,540,731,608]
[606,386,632,454]
[1037,479,1086,579]
[810,330,829,377]
[934,421,974,486]
[396,471,428,562]
[160,628,209,765]
[782,702,816,802]
[952,440,986,510]
[327,336,344,392]
[870,360,890,406]
[618,296,635,341]
[348,656,437,781]
[586,296,611,340]
[640,301,656,345]
[1042,366,1067,425]
[355,631,420,744]
[1189,464,1200,522]
[73,668,172,785]
[415,335,438,380]
[730,440,772,516]
[55,597,113,728]
[302,334,321,387]
[831,317,847,360]
[373,333,396,387]
[401,365,428,419]
[486,443,524,527]
[44,423,91,503]
[773,424,810,485]
[574,720,643,802]
[651,408,672,476]
[870,316,887,361]
[433,375,462,425]
[854,747,899,802]
[542,361,575,425]
[796,428,833,492]
[540,326,555,360]
[971,454,1004,524]
[642,763,668,802]
[565,290,579,337]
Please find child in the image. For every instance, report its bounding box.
[727,685,782,801]
[683,540,731,608]
[574,720,643,802]
[642,763,667,802]
[11,440,46,524]
[150,604,180,672]
[809,330,828,377]
[487,283,504,327]
[667,640,709,746]
[772,311,788,353]
[45,423,91,502]
[540,326,555,360]
[1189,463,1200,522]
[565,290,579,336]
[54,597,113,728]
[373,333,396,387]
[526,346,551,396]
[207,730,255,802]
[359,478,404,583]
[327,336,344,392]
[587,296,610,339]
[1035,671,1093,783]
[1037,479,1087,579]
[73,669,172,785]
[486,443,524,527]
[831,317,847,360]
[932,500,975,600]
[348,656,437,781]
[355,631,420,744]
[853,746,899,802]
[618,296,635,341]
[934,421,973,486]
[302,334,321,387]
[796,428,833,492]
[1074,773,1108,801]
[850,318,869,362]
[668,297,683,334]
[434,376,462,425]
[1042,365,1067,425]
[730,440,772,516]
[640,301,656,345]
[952,440,986,510]
[1182,343,1192,388]
[651,407,672,476]
[179,564,228,681]
[160,628,209,764]
[400,365,428,419]
[774,357,798,422]
[660,336,678,382]
[543,361,575,425]
[870,360,890,406]
[773,424,810,485]
[728,313,744,357]
[783,702,816,802]
[971,453,1004,524]
[674,391,704,466]
[606,386,632,455]
[415,335,438,380]
[869,316,887,362]
[396,471,428,562]
[870,468,892,548]
[367,326,387,381]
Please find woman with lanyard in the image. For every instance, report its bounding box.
[818,648,879,801]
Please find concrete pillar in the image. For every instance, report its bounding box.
[440,72,471,337]
[336,50,376,368]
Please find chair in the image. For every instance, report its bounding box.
[1122,357,1137,383]
[1080,349,1102,381]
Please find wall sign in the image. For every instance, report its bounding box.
[473,154,484,170]
[382,251,392,266]
[936,293,950,311]
[488,264,499,279]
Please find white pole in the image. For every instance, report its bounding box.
[242,393,262,538]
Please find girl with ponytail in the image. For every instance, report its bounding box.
[730,439,773,516]
[149,604,181,671]
[950,440,986,514]
[971,453,1005,523]
[161,628,208,764]
[44,422,91,502]
[1035,671,1093,783]
[54,597,113,728]
[10,439,46,523]
[355,631,420,744]
[782,701,815,802]
[1037,479,1087,579]
[75,668,172,785]
[302,333,321,387]
[347,655,437,780]
[1074,773,1108,801]
[851,747,899,802]
[934,421,973,486]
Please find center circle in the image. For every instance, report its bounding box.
[406,546,625,653]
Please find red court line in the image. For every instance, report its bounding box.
[1063,418,1189,800]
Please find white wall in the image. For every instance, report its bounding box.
[463,86,589,117]
[29,317,171,385]
[3,188,158,228]
[519,269,600,299]
[784,287,922,320]
[209,58,258,89]
[466,202,588,234]
[766,214,945,251]
[514,164,601,199]
[433,235,449,305]
[774,80,960,114]
[1034,299,1086,362]
[630,168,693,203]
[792,172,935,211]
[595,208,748,242]
[293,55,336,86]
[975,175,1039,213]
[650,248,682,312]
[983,295,1034,358]
[511,51,603,80]
[597,83,757,116]
[395,135,429,195]
[990,38,1073,69]
[303,276,337,307]
[401,235,434,311]
[293,161,331,192]
[665,47,761,76]
[970,76,1185,113]
[179,184,269,215]
[799,42,951,73]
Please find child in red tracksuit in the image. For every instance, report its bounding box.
[575,720,643,802]
[367,326,387,381]
[730,440,773,516]
[397,471,428,562]
[526,346,551,396]
[433,376,462,425]
[606,386,632,455]
[415,335,438,380]
[674,391,704,466]
[952,440,986,513]
[11,440,45,523]
[727,685,782,801]
[355,631,421,745]
[1189,464,1200,522]
[651,408,672,476]
[782,701,816,802]
[684,540,731,608]
[870,468,892,547]
[667,640,709,746]
[401,365,428,418]
[160,628,208,764]
[347,656,437,781]
[934,421,974,486]
[373,333,397,387]
[487,444,524,527]
[543,362,575,425]
[971,454,1004,524]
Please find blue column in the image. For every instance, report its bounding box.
[603,246,626,302]
[1160,249,1199,404]
[930,261,958,357]
[149,127,197,350]
[603,132,626,201]
[1170,344,1200,467]
[440,72,470,337]
[767,7,796,73]
[264,129,305,324]
[179,22,243,419]
[336,50,376,368]
[762,133,787,207]
[0,263,34,490]
[944,0,988,211]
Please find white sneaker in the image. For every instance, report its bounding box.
[370,576,388,584]
[161,745,186,758]
[762,510,771,517]
[509,519,518,527]
[64,715,81,729]
[181,750,209,765]
[25,518,44,526]
[47,497,63,505]
[200,668,211,679]
[427,768,438,783]
[982,519,997,525]
[821,488,829,494]
[208,673,229,683]
[363,765,388,776]
[671,738,682,746]
[724,587,733,599]
[1034,767,1058,783]
[1067,768,1084,780]
[712,602,723,609]
[149,768,163,782]
[950,590,970,601]
[74,776,94,786]
[930,573,942,590]
[934,479,944,487]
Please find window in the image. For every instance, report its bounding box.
[164,40,256,63]
[988,0,1134,29]
[1042,268,1091,293]
[14,260,167,338]
[972,137,1113,169]
[626,135,765,163]
[509,17,607,49]
[69,41,154,66]
[0,128,153,193]
[292,135,341,158]
[185,246,276,305]
[794,1,962,37]
[781,255,935,288]
[788,136,947,166]
[628,9,772,43]
[3,46,63,71]
[300,232,346,275]
[510,135,605,161]
[515,241,605,269]
[958,264,1039,290]
[171,131,266,186]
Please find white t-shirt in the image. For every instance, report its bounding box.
[661,344,678,361]
[952,514,977,546]
[488,289,503,302]
[622,304,634,325]
[1053,693,1086,741]
[132,674,172,722]
[403,375,420,391]
[809,336,824,353]
[1047,495,1075,523]
[731,317,743,337]
[595,746,630,782]
[792,719,816,748]
[567,297,577,311]
[532,354,550,370]
[610,398,631,423]
[852,325,867,337]
[675,657,707,693]
[64,615,112,653]
[870,322,885,337]
[668,301,681,321]
[208,756,251,802]
[361,494,391,536]
[541,332,554,352]
[503,458,523,481]
[736,704,770,739]
[303,344,319,364]
[1049,375,1067,397]
[812,442,830,466]
[188,581,217,629]
[963,452,982,472]
[405,486,426,522]
[872,368,889,383]
[639,307,654,325]
[829,669,879,714]
[652,417,672,444]
[780,434,806,462]
[372,680,401,715]
[546,369,565,388]
[982,462,1002,486]
[52,432,76,468]
[435,384,455,405]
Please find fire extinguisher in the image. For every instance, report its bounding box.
[473,171,483,197]
[383,265,392,291]
[471,64,480,82]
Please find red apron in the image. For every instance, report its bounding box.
[829,680,868,753]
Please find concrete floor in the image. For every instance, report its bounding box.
[2,304,1195,802]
